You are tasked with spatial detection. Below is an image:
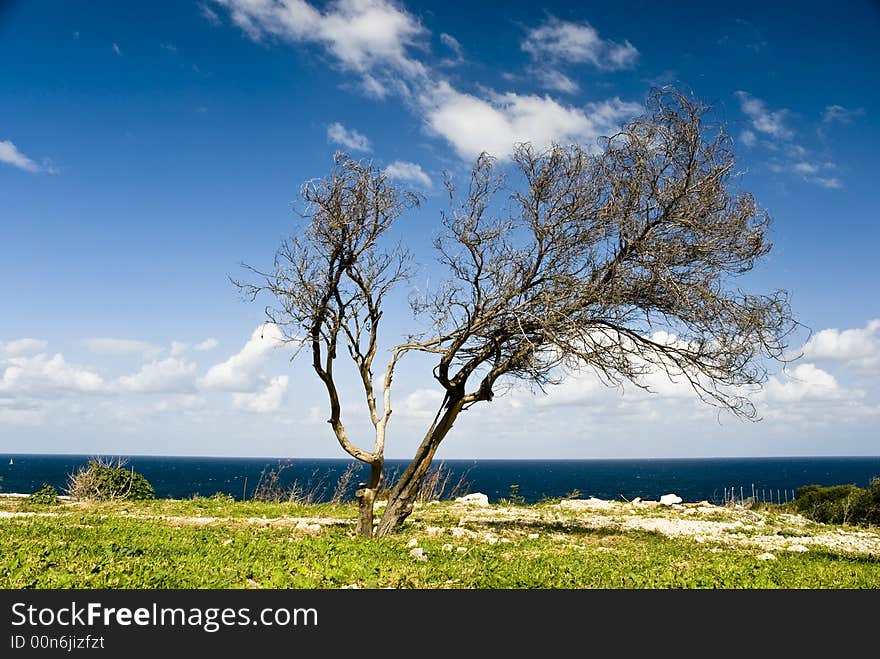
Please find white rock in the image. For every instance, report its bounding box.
[222,538,233,546]
[373,500,387,509]
[406,538,418,548]
[659,494,683,505]
[528,533,540,539]
[451,527,469,538]
[672,504,685,511]
[441,543,453,552]
[787,544,809,553]
[484,533,498,545]
[456,546,468,553]
[559,497,615,510]
[757,552,777,561]
[455,493,490,507]
[426,526,443,536]
[630,497,642,504]
[409,547,428,562]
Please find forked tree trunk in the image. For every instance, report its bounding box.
[355,460,382,537]
[374,398,463,537]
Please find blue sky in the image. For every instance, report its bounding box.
[1,0,878,459]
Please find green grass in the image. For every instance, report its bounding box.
[2,497,878,588]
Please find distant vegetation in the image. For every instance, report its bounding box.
[27,483,59,505]
[66,458,155,501]
[795,478,880,526]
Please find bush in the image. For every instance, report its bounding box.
[795,479,879,526]
[67,458,155,501]
[28,483,59,505]
[860,477,880,525]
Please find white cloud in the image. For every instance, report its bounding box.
[383,160,431,186]
[82,338,163,358]
[735,92,846,189]
[213,0,427,87]
[199,2,222,26]
[734,91,794,140]
[423,83,641,160]
[522,18,638,71]
[170,341,189,357]
[802,320,880,369]
[1,338,48,356]
[792,161,819,175]
[202,323,286,391]
[0,353,104,395]
[536,69,579,94]
[762,363,846,403]
[194,338,219,351]
[233,375,289,412]
[0,140,47,173]
[396,387,444,418]
[822,105,864,124]
[117,358,198,393]
[359,73,389,99]
[439,32,463,63]
[812,176,843,189]
[327,122,371,152]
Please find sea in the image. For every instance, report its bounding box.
[2,454,879,505]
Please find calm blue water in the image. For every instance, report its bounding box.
[1,454,879,504]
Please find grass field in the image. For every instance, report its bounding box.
[2,495,878,589]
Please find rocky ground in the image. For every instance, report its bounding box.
[3,493,878,557]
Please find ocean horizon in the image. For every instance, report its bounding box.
[3,453,879,505]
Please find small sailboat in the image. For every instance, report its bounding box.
[8,458,12,465]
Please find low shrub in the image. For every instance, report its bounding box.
[67,458,155,501]
[795,478,879,526]
[28,483,59,505]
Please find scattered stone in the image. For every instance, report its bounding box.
[500,537,510,543]
[787,544,809,553]
[455,493,490,507]
[672,504,686,511]
[222,538,233,546]
[409,547,428,562]
[559,497,615,510]
[426,526,443,536]
[709,548,723,553]
[441,543,453,552]
[757,552,777,561]
[659,494,683,506]
[451,527,468,538]
[406,538,418,548]
[528,533,540,539]
[456,546,468,553]
[341,583,359,589]
[484,533,499,545]
[373,500,387,509]
[630,497,642,504]
[294,521,322,533]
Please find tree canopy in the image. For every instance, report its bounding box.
[238,88,798,536]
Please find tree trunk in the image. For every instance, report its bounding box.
[355,460,382,537]
[374,398,463,537]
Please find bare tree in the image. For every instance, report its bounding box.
[238,89,798,537]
